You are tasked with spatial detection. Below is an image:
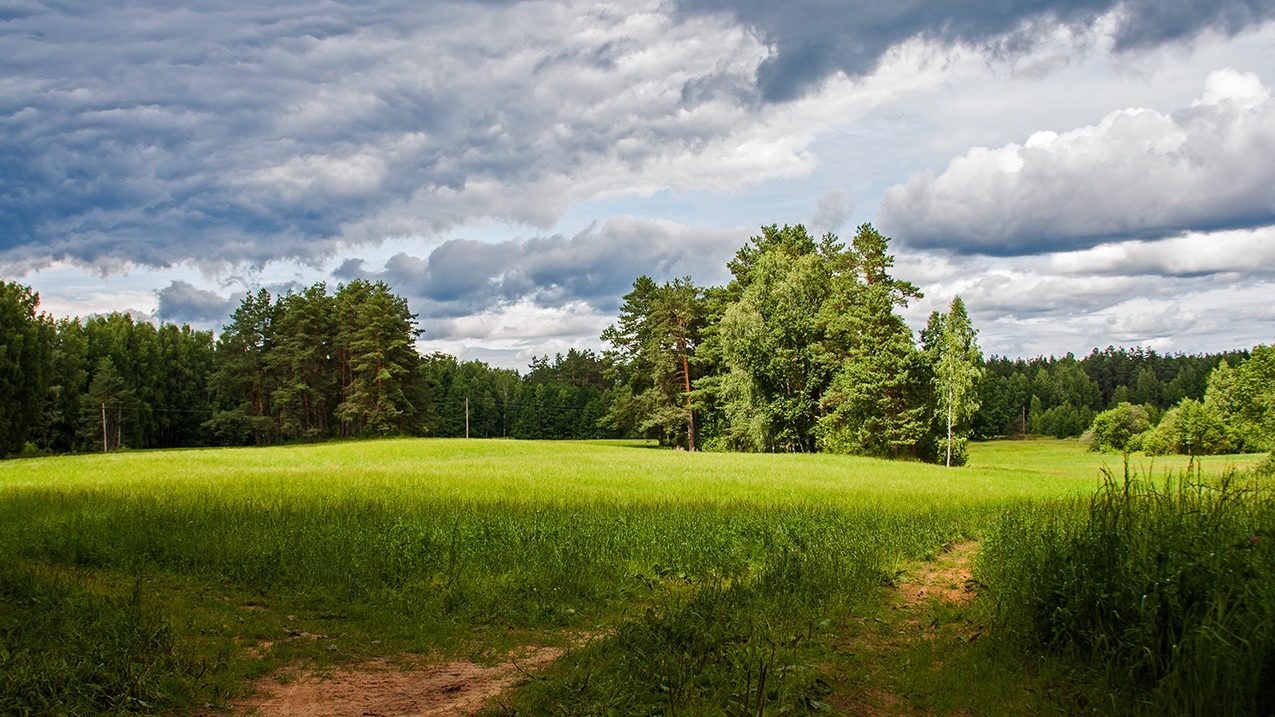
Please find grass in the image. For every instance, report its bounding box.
[0,438,1266,714]
[977,460,1275,715]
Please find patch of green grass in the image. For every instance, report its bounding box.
[0,437,1110,510]
[0,438,1265,714]
[0,559,204,716]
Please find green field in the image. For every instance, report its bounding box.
[1,439,1269,715]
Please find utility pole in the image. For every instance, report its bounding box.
[101,402,108,453]
[465,397,470,439]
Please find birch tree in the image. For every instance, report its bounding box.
[926,296,984,466]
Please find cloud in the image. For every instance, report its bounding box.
[0,1,774,272]
[880,68,1275,254]
[6,1,1273,275]
[898,227,1275,361]
[676,0,1275,101]
[335,217,743,319]
[155,280,236,325]
[912,258,1275,359]
[415,297,616,369]
[810,190,853,234]
[1045,227,1275,277]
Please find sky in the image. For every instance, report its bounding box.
[3,0,1274,370]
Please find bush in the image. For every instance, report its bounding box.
[1138,399,1233,456]
[1085,402,1151,453]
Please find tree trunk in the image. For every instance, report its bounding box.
[680,343,695,452]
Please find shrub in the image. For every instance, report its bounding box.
[1139,399,1233,456]
[1085,402,1151,453]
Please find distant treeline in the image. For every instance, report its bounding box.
[0,279,618,457]
[976,347,1251,440]
[0,226,1266,459]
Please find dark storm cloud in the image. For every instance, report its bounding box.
[0,3,394,268]
[676,0,1275,101]
[334,218,741,318]
[155,280,237,324]
[0,1,760,271]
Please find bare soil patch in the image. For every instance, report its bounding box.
[230,647,563,717]
[894,540,979,608]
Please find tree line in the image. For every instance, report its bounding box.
[975,347,1254,440]
[0,279,618,456]
[1084,346,1275,457]
[2,223,1271,462]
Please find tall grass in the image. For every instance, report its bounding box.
[978,462,1275,715]
[0,560,201,716]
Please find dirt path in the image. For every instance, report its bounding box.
[228,544,980,717]
[230,647,563,717]
[893,540,979,610]
[832,540,981,716]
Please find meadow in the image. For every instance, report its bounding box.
[0,438,1269,715]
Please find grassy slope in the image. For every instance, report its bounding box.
[0,439,1263,714]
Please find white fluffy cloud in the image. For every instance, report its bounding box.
[880,68,1275,254]
[1045,227,1275,277]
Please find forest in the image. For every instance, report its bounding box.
[2,224,1271,461]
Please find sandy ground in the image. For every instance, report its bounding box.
[894,540,979,608]
[230,647,563,717]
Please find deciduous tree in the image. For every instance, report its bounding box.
[925,296,984,467]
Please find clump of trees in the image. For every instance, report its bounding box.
[2,280,217,455]
[0,279,619,455]
[600,224,984,464]
[203,280,427,444]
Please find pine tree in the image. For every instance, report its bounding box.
[0,281,53,455]
[601,276,704,449]
[816,224,926,458]
[78,357,135,451]
[206,288,278,445]
[333,280,422,436]
[270,284,338,440]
